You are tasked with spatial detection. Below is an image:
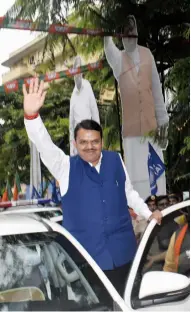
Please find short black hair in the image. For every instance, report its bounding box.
[156,195,169,204]
[168,193,179,202]
[74,119,103,140]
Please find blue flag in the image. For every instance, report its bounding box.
[51,179,61,204]
[31,186,41,199]
[147,143,165,195]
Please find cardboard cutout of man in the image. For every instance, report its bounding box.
[104,16,169,199]
[69,56,100,155]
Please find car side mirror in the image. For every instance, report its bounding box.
[139,271,190,299]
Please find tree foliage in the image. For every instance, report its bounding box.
[165,57,190,192]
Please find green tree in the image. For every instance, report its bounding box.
[0,92,28,193]
[165,57,190,192]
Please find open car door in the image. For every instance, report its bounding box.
[124,200,190,311]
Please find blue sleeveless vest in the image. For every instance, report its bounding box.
[61,150,137,270]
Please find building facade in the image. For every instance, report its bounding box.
[1,35,115,103]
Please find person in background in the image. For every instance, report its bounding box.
[144,195,178,272]
[145,195,157,212]
[168,193,180,206]
[156,195,169,211]
[164,209,190,276]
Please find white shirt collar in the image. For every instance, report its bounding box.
[89,153,103,172]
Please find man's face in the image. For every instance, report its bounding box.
[147,200,156,212]
[74,129,103,165]
[157,199,169,211]
[169,197,179,206]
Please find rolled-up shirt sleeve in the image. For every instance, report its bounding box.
[119,154,152,220]
[24,116,70,184]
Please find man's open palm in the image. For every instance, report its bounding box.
[23,77,46,116]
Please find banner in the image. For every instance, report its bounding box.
[0,59,106,94]
[0,16,138,38]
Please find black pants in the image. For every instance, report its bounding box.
[81,261,132,309]
[103,261,132,296]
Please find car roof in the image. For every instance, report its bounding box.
[0,214,50,236]
[1,206,62,214]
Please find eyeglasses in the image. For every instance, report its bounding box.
[78,140,102,148]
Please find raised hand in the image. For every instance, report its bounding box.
[23,77,47,116]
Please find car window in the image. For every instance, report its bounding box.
[0,232,114,311]
[131,206,190,307]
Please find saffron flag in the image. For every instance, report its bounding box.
[2,179,12,201]
[13,171,21,200]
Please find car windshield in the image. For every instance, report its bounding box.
[0,231,112,311]
[36,210,62,218]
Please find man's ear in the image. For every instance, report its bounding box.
[73,139,77,148]
[102,138,104,148]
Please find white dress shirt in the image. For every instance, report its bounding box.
[69,78,100,155]
[104,37,169,127]
[24,116,152,220]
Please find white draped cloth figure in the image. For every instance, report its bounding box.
[29,140,41,198]
[104,16,169,199]
[69,56,100,156]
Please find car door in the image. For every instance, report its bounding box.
[124,200,190,311]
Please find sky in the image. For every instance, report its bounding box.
[0,0,36,84]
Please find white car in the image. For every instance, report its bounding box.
[0,200,189,311]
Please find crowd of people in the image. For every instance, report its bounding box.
[130,193,183,238]
[129,193,190,277]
